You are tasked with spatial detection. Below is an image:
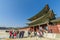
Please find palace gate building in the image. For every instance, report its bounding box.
[27,4,60,33]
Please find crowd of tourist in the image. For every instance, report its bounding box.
[9,30,25,38]
[9,30,44,39]
[8,27,48,39]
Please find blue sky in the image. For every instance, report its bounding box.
[0,0,60,27]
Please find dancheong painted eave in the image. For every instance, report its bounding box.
[27,18,60,26]
[27,10,54,24]
[27,5,56,26]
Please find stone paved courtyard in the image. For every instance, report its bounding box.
[0,30,60,40]
[0,37,60,40]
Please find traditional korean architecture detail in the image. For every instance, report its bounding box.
[27,4,60,33]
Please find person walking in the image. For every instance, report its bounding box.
[16,30,19,38]
[19,31,25,38]
[21,31,25,38]
[13,31,17,39]
[19,31,21,38]
[9,30,13,38]
[28,31,31,37]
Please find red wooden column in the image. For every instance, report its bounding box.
[36,25,39,32]
[29,26,34,32]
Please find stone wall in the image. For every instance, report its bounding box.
[19,27,30,31]
[48,24,60,33]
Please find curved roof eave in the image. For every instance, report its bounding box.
[28,4,50,21]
